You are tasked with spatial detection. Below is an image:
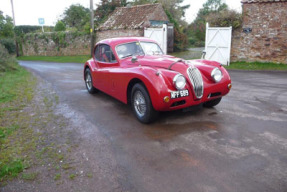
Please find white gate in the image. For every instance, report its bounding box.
[205,23,232,65]
[144,24,167,54]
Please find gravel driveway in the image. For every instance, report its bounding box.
[4,61,287,192]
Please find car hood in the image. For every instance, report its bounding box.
[134,55,189,70]
[125,55,222,79]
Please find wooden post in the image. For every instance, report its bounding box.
[10,0,19,56]
[90,0,95,57]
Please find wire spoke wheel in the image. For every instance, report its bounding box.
[133,90,147,117]
[84,68,98,94]
[131,83,158,124]
[86,73,92,90]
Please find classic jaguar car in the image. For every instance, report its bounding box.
[84,37,232,123]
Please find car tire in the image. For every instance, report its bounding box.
[131,83,158,124]
[203,97,222,108]
[85,68,98,94]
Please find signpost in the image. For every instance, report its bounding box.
[38,18,45,32]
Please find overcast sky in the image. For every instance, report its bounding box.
[1,0,242,26]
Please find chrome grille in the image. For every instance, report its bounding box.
[187,67,204,99]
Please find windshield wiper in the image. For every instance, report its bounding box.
[122,54,133,59]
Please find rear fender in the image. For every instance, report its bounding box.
[84,59,96,76]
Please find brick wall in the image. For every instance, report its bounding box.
[22,32,90,56]
[231,2,287,64]
[96,29,143,42]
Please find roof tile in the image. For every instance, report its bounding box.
[242,0,287,3]
[97,4,168,30]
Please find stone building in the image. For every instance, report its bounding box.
[231,0,287,64]
[96,3,169,42]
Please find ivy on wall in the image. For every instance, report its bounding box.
[18,31,91,55]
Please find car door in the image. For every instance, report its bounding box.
[93,44,119,95]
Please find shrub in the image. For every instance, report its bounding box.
[54,21,66,32]
[206,9,242,29]
[0,38,16,54]
[174,28,188,52]
[0,44,17,72]
[14,25,54,36]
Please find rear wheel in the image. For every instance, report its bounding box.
[85,68,98,94]
[131,83,158,124]
[203,97,222,108]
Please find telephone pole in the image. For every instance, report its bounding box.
[10,0,19,56]
[90,0,95,57]
[10,0,16,26]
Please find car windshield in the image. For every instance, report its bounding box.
[116,42,145,59]
[116,41,163,59]
[140,41,163,56]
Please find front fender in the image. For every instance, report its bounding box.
[125,66,178,111]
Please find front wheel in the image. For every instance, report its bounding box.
[203,97,222,108]
[85,68,98,94]
[131,83,158,124]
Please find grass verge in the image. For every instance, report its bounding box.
[0,62,79,187]
[225,61,287,71]
[17,55,91,64]
[0,64,36,182]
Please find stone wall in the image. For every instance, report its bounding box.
[96,29,143,43]
[21,29,147,56]
[22,32,91,56]
[231,2,287,64]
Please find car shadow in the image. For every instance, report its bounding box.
[89,90,223,142]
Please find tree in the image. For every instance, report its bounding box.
[0,43,17,71]
[61,4,90,30]
[202,0,227,14]
[0,11,14,39]
[94,0,125,27]
[132,0,156,5]
[54,21,66,31]
[206,9,242,29]
[187,0,228,47]
[158,0,190,26]
[159,0,190,50]
[0,11,16,54]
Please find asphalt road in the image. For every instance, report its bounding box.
[20,61,287,192]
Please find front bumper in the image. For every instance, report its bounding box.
[154,80,231,111]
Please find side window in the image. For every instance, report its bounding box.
[95,44,117,63]
[94,45,101,61]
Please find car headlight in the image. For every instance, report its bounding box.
[211,67,222,83]
[173,74,186,90]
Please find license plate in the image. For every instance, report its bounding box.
[171,90,189,99]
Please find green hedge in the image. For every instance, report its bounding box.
[0,38,16,54]
[14,25,54,36]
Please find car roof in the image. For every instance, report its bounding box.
[97,37,157,47]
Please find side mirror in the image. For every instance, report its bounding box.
[131,56,138,63]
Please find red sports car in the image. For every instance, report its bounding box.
[84,37,232,123]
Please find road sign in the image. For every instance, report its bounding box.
[38,18,45,25]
